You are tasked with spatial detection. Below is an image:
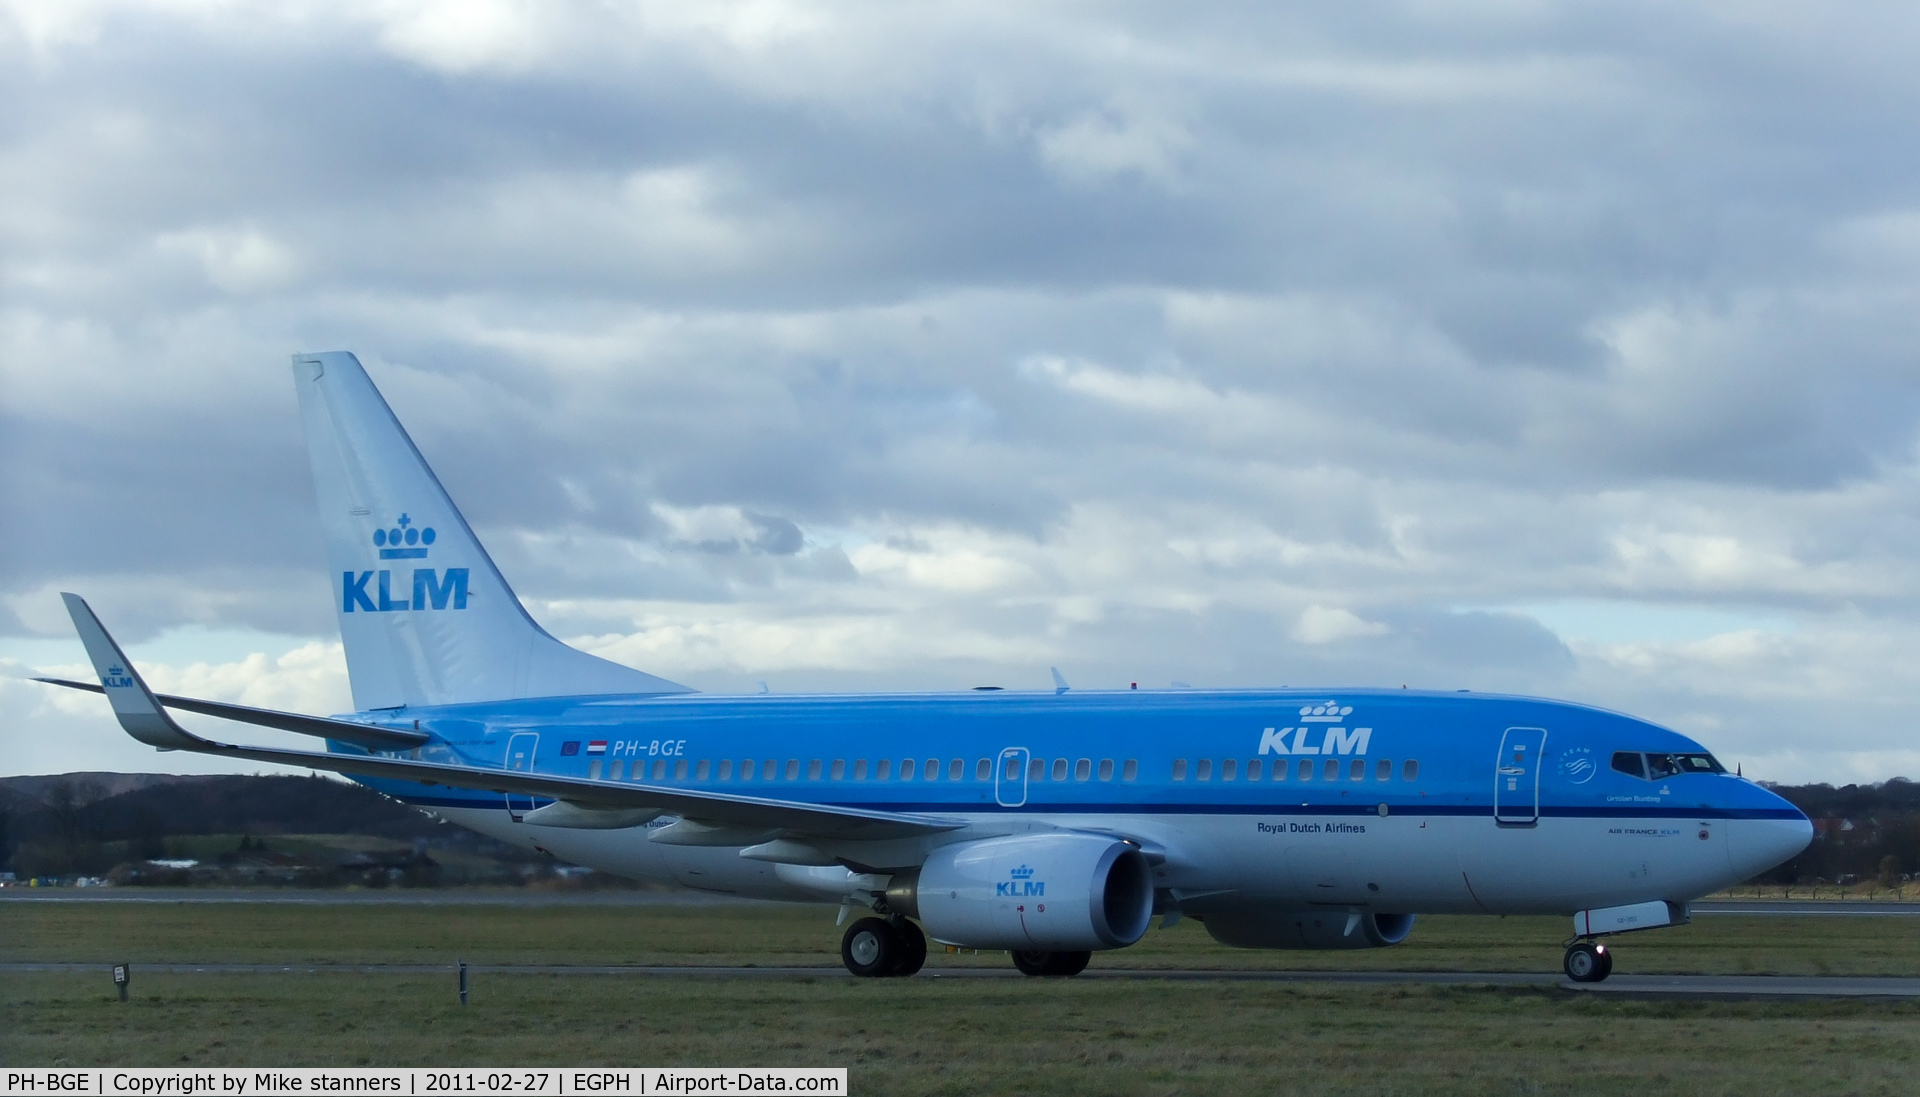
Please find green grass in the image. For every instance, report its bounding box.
[7,902,1920,1092]
[5,901,1920,976]
[6,972,1920,1094]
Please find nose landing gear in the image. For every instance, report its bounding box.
[1563,940,1613,983]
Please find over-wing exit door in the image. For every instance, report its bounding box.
[1494,727,1547,826]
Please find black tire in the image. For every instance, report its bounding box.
[889,919,928,977]
[1048,950,1091,977]
[1564,942,1608,983]
[1595,947,1613,981]
[1011,950,1054,976]
[842,918,898,978]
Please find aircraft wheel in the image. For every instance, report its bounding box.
[889,919,928,977]
[1049,950,1092,977]
[1564,941,1610,983]
[1011,950,1054,976]
[842,917,899,978]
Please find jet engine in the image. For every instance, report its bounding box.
[1203,908,1415,949]
[886,833,1154,951]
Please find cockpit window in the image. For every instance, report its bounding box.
[1615,751,1724,781]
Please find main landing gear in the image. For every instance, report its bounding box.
[1563,940,1613,983]
[1011,950,1092,977]
[841,916,927,978]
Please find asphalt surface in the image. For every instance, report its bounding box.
[5,961,1918,999]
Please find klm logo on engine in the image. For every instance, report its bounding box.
[342,513,468,613]
[1258,702,1372,756]
[996,864,1044,897]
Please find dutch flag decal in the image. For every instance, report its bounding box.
[586,741,608,755]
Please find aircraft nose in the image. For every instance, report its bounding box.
[1726,797,1813,878]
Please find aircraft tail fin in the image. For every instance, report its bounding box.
[292,351,691,710]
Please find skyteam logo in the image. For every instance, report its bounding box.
[1559,746,1598,785]
[1257,702,1372,756]
[996,865,1044,897]
[343,512,468,614]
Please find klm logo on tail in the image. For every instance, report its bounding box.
[343,514,468,613]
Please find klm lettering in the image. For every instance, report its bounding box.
[996,880,1045,897]
[1257,726,1373,756]
[342,568,469,612]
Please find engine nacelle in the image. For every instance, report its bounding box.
[887,833,1154,951]
[1204,909,1416,950]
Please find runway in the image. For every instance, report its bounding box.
[6,961,1918,999]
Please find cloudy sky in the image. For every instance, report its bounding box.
[6,1,1920,784]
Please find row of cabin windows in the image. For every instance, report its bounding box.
[1171,758,1419,783]
[586,757,1143,784]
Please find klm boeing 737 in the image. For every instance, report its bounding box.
[45,351,1812,982]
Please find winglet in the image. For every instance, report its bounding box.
[58,593,215,752]
[1051,666,1070,695]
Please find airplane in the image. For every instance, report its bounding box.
[43,350,1812,983]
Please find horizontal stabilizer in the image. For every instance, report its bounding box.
[34,677,427,751]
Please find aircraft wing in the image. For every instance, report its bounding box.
[54,593,965,842]
[33,677,430,751]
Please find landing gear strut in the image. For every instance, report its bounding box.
[841,916,927,978]
[1011,950,1091,977]
[1563,940,1613,983]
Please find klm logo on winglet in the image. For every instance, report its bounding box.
[343,514,468,613]
[1257,702,1372,756]
[996,865,1044,897]
[103,665,135,689]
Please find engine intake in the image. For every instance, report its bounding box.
[887,833,1154,951]
[1204,909,1416,950]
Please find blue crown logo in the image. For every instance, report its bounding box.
[373,514,436,560]
[1009,865,1034,879]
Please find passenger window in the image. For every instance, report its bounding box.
[1075,759,1091,781]
[899,759,913,781]
[1349,759,1364,781]
[654,759,668,781]
[1030,758,1046,781]
[1402,759,1417,781]
[737,759,752,780]
[1173,759,1188,781]
[1247,759,1262,781]
[1323,759,1340,782]
[966,759,979,780]
[830,759,846,780]
[1611,751,1646,779]
[674,759,689,781]
[716,760,730,781]
[1376,759,1391,781]
[854,760,869,780]
[696,759,711,780]
[1646,753,1679,779]
[1298,759,1314,781]
[1198,759,1212,781]
[786,759,800,780]
[588,760,602,780]
[1053,758,1069,781]
[1098,759,1114,781]
[1222,759,1237,781]
[1273,758,1288,781]
[1122,759,1138,781]
[808,760,823,780]
[609,760,625,781]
